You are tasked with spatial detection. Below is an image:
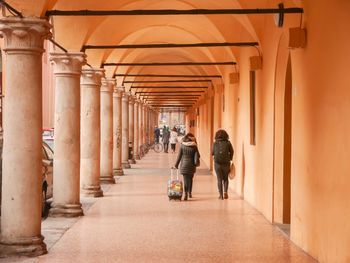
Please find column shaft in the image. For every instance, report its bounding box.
[49,52,85,217]
[0,17,51,257]
[113,87,124,175]
[128,96,136,164]
[100,78,115,184]
[134,101,140,160]
[80,68,104,197]
[122,92,131,168]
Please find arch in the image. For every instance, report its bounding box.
[272,32,292,225]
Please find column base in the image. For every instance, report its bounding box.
[129,158,136,164]
[114,168,124,176]
[81,185,103,197]
[122,162,131,169]
[49,203,84,217]
[100,175,116,184]
[0,235,47,257]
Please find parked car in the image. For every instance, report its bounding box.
[43,128,54,150]
[0,139,54,216]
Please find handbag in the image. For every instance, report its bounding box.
[194,150,200,167]
[229,161,236,180]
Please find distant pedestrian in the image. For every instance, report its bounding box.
[174,133,200,200]
[169,127,178,153]
[154,126,160,143]
[212,129,234,200]
[162,126,170,153]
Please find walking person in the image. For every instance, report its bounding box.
[212,129,234,200]
[169,127,178,153]
[162,126,170,153]
[174,133,200,201]
[154,126,160,143]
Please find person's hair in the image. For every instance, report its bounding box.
[183,133,196,142]
[172,127,177,131]
[215,129,229,140]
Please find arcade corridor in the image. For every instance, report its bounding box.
[20,151,315,263]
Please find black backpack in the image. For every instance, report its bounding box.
[214,140,231,164]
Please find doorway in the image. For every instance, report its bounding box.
[273,50,292,234]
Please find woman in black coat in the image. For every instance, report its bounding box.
[212,129,234,200]
[174,133,200,201]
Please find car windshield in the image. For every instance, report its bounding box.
[43,142,54,160]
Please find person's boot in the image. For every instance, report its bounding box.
[218,192,224,200]
[224,192,228,199]
[184,192,188,201]
[189,193,192,198]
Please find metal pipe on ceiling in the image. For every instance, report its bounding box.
[103,62,235,67]
[45,7,303,17]
[82,42,258,51]
[124,80,212,83]
[114,74,222,78]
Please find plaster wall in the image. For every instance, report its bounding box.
[289,1,350,262]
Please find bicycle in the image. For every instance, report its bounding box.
[149,142,163,153]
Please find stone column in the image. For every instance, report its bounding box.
[49,52,85,218]
[122,92,131,168]
[128,95,136,164]
[139,102,144,157]
[145,105,149,145]
[0,17,51,257]
[80,68,104,197]
[134,100,140,160]
[169,111,173,129]
[113,86,124,175]
[100,78,115,184]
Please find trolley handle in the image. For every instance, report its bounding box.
[170,167,179,180]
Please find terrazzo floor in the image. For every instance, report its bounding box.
[32,150,316,263]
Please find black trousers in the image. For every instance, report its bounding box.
[214,163,230,195]
[183,174,194,194]
[170,143,176,152]
[163,142,169,152]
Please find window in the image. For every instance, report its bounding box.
[250,71,256,145]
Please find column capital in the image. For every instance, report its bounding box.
[101,78,115,93]
[50,52,86,76]
[128,95,137,105]
[0,17,51,53]
[113,86,124,98]
[122,91,130,102]
[81,68,105,87]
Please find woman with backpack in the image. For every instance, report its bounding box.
[212,129,234,200]
[174,133,200,201]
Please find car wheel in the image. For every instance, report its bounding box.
[42,189,47,217]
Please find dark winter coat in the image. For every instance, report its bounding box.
[162,129,170,144]
[175,141,200,175]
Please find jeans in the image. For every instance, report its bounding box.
[214,163,230,196]
[170,143,176,152]
[183,174,194,194]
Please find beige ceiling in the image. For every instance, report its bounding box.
[5,0,302,107]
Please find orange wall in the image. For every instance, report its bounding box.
[188,1,350,262]
[289,1,350,262]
